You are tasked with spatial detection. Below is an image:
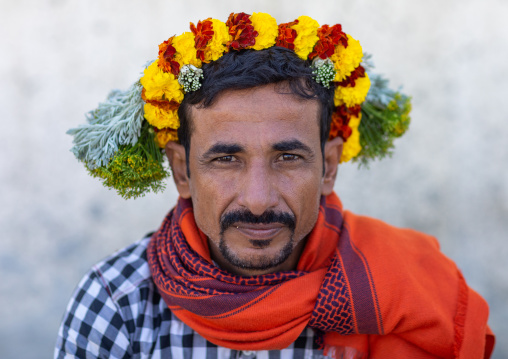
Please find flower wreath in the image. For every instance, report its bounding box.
[68,12,411,199]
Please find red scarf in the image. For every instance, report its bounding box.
[148,193,494,358]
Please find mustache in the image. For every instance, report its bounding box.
[220,209,296,234]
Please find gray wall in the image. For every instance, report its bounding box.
[1,0,507,357]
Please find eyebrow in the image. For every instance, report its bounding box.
[272,139,314,155]
[202,143,245,158]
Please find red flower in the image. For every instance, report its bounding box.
[309,24,348,60]
[191,18,215,61]
[337,66,366,87]
[276,20,298,50]
[226,12,258,50]
[329,105,361,140]
[349,105,362,118]
[157,37,180,76]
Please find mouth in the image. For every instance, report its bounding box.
[232,223,285,241]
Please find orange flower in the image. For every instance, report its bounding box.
[309,24,348,60]
[276,20,298,50]
[226,12,258,50]
[158,37,180,76]
[337,66,366,87]
[191,18,214,61]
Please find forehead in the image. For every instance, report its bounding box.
[188,84,321,149]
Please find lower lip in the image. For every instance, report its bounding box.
[234,227,283,240]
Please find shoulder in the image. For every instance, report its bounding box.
[91,236,153,299]
[343,210,441,254]
[55,236,175,358]
[341,210,462,308]
[341,210,459,293]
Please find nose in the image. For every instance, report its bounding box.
[237,160,278,216]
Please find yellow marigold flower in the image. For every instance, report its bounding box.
[330,34,363,82]
[334,73,371,107]
[348,113,361,130]
[173,32,202,68]
[291,16,319,60]
[140,60,184,103]
[203,19,230,63]
[155,128,179,148]
[249,12,278,50]
[143,103,180,130]
[340,115,362,163]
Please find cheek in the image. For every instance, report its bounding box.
[189,176,233,239]
[279,171,323,236]
[295,189,321,236]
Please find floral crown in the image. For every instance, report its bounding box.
[68,12,411,199]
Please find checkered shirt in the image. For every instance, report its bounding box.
[55,236,331,359]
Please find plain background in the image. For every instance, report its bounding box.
[1,0,507,357]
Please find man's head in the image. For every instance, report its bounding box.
[165,47,344,276]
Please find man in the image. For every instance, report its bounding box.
[58,13,494,358]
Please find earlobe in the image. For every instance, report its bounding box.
[165,141,191,198]
[322,136,343,196]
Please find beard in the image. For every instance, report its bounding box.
[218,209,296,271]
[218,235,295,271]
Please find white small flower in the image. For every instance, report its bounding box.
[311,58,336,88]
[178,64,204,92]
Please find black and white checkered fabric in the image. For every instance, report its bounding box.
[55,236,329,359]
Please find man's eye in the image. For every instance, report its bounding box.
[215,155,236,162]
[279,154,300,161]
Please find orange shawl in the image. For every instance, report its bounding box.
[148,193,494,358]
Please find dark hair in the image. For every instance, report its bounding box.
[177,46,335,173]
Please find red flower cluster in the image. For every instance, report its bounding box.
[226,12,258,50]
[337,66,366,88]
[309,24,348,60]
[158,37,180,76]
[276,20,298,50]
[191,18,215,61]
[329,105,361,140]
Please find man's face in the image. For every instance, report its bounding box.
[183,84,326,275]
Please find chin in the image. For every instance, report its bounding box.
[218,236,294,271]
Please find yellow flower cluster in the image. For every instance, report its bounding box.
[143,103,180,130]
[140,61,184,103]
[330,34,364,82]
[340,115,362,163]
[155,129,179,148]
[334,73,371,107]
[203,19,230,62]
[291,16,320,59]
[173,32,202,68]
[250,13,278,50]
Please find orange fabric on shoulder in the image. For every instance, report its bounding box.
[332,211,494,358]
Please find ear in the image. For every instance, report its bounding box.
[321,136,343,196]
[165,141,191,198]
